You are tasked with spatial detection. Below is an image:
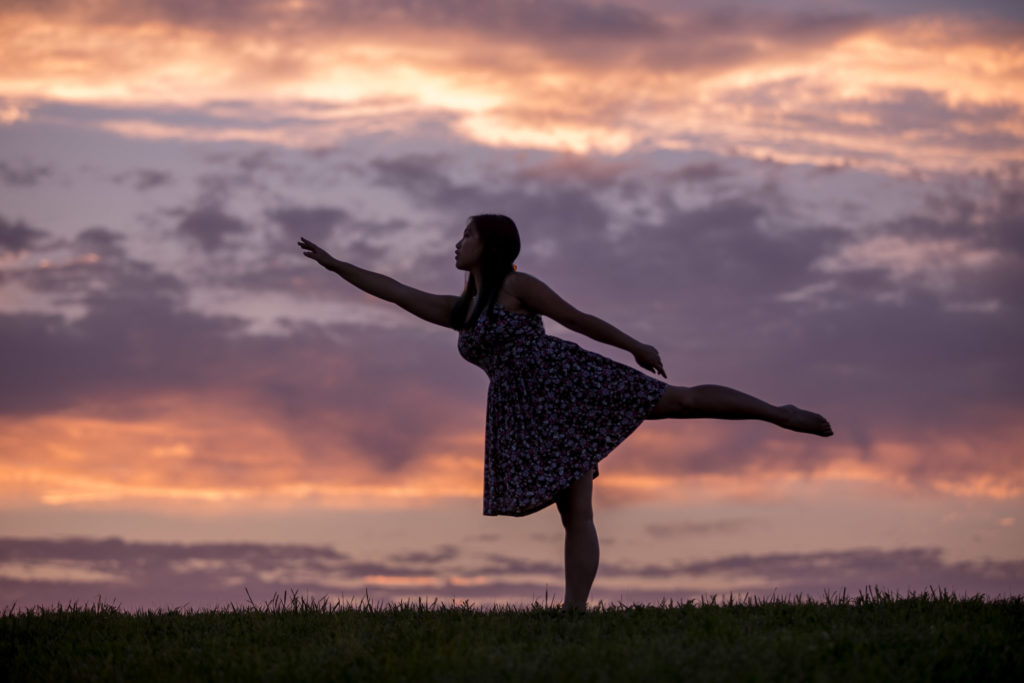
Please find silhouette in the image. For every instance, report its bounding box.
[298,214,832,612]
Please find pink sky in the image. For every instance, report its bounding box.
[1,0,1023,609]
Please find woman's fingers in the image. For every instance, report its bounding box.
[298,237,322,257]
[637,344,666,377]
[298,237,333,267]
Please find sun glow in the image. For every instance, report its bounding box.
[0,7,1019,169]
[0,403,483,510]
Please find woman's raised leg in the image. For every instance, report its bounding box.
[555,471,599,612]
[648,384,832,436]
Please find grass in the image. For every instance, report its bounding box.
[2,589,1022,682]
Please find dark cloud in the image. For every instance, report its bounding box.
[5,146,1023,486]
[0,225,238,413]
[8,225,182,302]
[74,226,127,255]
[464,533,501,543]
[0,222,481,472]
[0,215,48,253]
[671,162,732,184]
[29,0,666,41]
[0,301,479,470]
[719,81,1024,160]
[1,1,878,75]
[0,536,348,565]
[176,206,249,249]
[358,150,1024,481]
[0,161,51,187]
[370,153,612,243]
[646,519,753,538]
[0,300,234,417]
[389,545,460,564]
[860,90,1021,138]
[113,168,173,191]
[267,206,347,244]
[670,548,1024,597]
[806,0,1024,22]
[11,537,1016,611]
[232,211,396,293]
[478,555,563,576]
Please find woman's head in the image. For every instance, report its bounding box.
[456,214,520,272]
[451,214,520,329]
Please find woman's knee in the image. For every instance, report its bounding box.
[556,474,595,529]
[559,502,593,529]
[559,510,593,532]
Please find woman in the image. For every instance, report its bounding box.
[298,214,832,611]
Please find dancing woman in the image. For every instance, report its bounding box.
[298,214,832,611]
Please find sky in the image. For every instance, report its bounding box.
[1,0,1022,610]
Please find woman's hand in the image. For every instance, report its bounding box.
[298,237,337,269]
[633,343,666,378]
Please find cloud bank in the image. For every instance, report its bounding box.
[2,0,1020,168]
[2,537,1020,611]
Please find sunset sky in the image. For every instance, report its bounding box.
[2,0,1022,609]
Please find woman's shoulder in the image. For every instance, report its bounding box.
[498,271,541,314]
[502,270,543,293]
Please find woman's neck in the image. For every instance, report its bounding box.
[470,267,484,294]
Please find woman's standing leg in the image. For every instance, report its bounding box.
[555,471,598,612]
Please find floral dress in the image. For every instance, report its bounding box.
[458,303,666,516]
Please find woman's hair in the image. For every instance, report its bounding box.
[450,214,521,330]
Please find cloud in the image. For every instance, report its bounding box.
[4,0,667,41]
[112,168,173,191]
[4,143,1023,506]
[389,545,460,565]
[0,215,48,253]
[6,224,184,305]
[2,1,1020,167]
[0,161,50,187]
[268,206,346,241]
[646,519,754,538]
[360,150,1024,491]
[176,206,249,249]
[0,212,492,507]
[7,537,1018,610]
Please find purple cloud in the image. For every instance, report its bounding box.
[0,215,48,253]
[267,206,347,245]
[5,145,1023,488]
[0,161,51,187]
[113,168,173,191]
[176,206,249,249]
[4,537,1018,611]
[646,519,753,538]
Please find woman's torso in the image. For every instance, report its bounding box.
[457,299,546,377]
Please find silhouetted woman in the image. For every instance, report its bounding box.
[298,214,831,611]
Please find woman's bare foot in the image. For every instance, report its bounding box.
[777,405,833,436]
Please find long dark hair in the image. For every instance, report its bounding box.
[450,214,521,330]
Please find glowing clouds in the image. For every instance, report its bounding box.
[0,401,484,509]
[1,3,1020,169]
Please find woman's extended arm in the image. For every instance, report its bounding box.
[506,272,666,377]
[298,237,457,328]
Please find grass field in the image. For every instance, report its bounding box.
[2,589,1022,682]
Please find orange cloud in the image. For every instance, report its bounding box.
[595,418,1024,504]
[3,389,1019,515]
[0,4,1019,169]
[0,393,484,509]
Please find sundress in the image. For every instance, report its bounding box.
[458,303,667,516]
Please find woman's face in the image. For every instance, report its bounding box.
[455,223,483,270]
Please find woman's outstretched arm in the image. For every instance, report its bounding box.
[506,272,666,377]
[298,237,458,328]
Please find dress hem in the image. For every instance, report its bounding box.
[482,382,667,517]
